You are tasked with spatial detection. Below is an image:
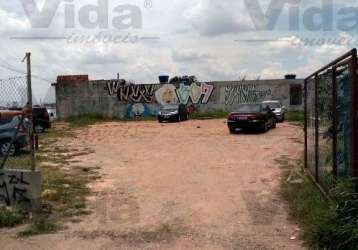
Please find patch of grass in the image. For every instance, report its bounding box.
[0,205,26,228]
[286,111,304,123]
[65,113,160,126]
[41,164,91,217]
[65,113,112,127]
[18,217,58,237]
[24,122,98,235]
[0,121,99,233]
[2,154,32,170]
[190,109,229,120]
[306,180,358,250]
[279,157,358,250]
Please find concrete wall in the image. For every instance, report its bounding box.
[56,78,304,119]
[0,170,42,211]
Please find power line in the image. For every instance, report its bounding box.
[0,62,53,83]
[0,53,56,83]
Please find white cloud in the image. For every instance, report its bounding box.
[0,0,356,102]
[186,0,253,37]
[172,49,212,63]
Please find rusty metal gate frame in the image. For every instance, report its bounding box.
[304,48,357,193]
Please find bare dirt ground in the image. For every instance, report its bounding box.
[1,119,305,250]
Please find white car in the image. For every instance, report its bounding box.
[262,100,286,122]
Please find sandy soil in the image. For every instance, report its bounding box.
[1,119,305,250]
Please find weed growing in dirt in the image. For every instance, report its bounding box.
[278,157,358,250]
[41,164,91,217]
[15,122,98,235]
[18,217,58,237]
[0,205,26,228]
[38,126,96,218]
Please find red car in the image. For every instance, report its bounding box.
[227,103,276,133]
[33,106,52,133]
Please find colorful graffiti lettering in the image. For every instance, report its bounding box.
[175,83,214,105]
[225,84,272,105]
[107,80,124,95]
[107,81,158,103]
[155,84,178,105]
[107,81,214,106]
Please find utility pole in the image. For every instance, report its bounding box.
[23,52,35,171]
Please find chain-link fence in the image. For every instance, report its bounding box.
[304,49,357,193]
[0,76,33,170]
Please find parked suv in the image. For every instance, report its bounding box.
[157,104,188,123]
[0,116,28,156]
[33,106,51,133]
[262,100,286,122]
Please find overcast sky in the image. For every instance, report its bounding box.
[0,0,357,101]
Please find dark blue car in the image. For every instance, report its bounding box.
[0,116,28,156]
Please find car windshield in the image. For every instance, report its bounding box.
[263,102,281,109]
[236,104,262,112]
[161,105,178,111]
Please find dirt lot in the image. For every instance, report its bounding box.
[1,119,305,249]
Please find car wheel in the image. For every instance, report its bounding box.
[260,122,268,133]
[158,118,163,123]
[0,142,16,156]
[34,124,45,133]
[281,115,285,122]
[272,120,277,128]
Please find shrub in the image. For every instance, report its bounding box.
[0,205,26,227]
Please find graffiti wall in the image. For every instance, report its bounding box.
[107,81,158,103]
[56,78,304,119]
[0,170,42,210]
[224,84,272,105]
[103,81,214,118]
[154,82,214,105]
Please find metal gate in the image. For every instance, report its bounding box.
[304,49,357,192]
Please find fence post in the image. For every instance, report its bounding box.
[24,52,36,171]
[351,49,357,178]
[304,79,307,170]
[332,67,337,178]
[314,74,319,182]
